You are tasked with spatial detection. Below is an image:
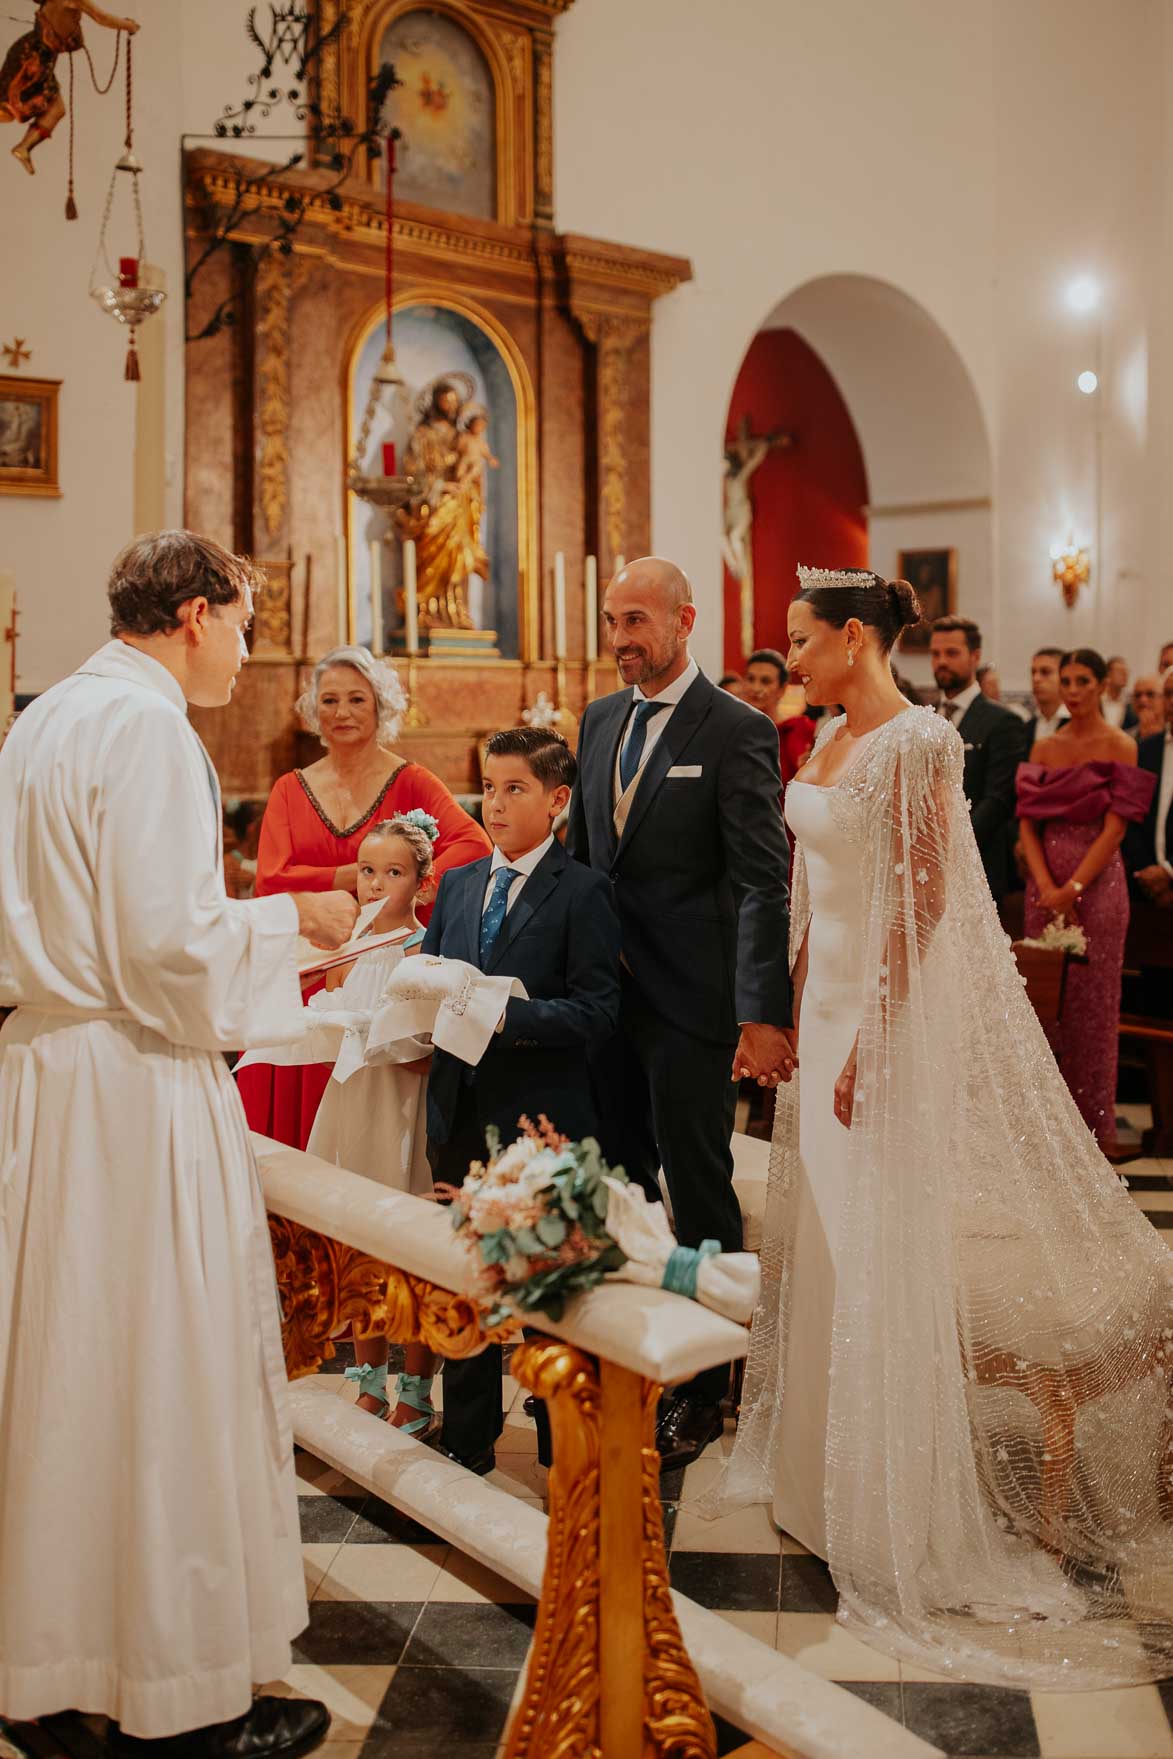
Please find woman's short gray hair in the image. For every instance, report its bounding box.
[296,647,408,745]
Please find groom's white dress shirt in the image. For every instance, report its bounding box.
[613,656,700,804]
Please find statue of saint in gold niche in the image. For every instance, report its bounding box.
[394,374,499,639]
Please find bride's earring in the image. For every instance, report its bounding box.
[847,649,855,668]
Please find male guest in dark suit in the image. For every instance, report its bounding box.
[1124,669,1173,911]
[567,557,795,1470]
[423,727,622,1473]
[929,615,1027,902]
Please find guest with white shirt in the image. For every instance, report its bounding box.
[567,557,795,1470]
[1022,646,1071,745]
[1103,655,1138,730]
[420,726,621,1473]
[1125,669,1173,910]
[929,615,1027,901]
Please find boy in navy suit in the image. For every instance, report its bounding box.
[423,726,621,1472]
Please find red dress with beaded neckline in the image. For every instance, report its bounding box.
[236,761,490,1148]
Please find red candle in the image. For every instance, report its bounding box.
[382,441,396,477]
[118,256,139,289]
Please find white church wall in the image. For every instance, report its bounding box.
[555,0,1167,690]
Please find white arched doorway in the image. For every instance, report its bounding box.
[753,273,994,689]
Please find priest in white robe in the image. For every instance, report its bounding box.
[0,532,356,1758]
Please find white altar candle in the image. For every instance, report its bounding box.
[553,551,567,660]
[613,554,626,577]
[403,539,419,655]
[369,540,383,653]
[584,555,598,662]
[336,538,348,643]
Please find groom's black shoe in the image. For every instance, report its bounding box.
[108,1696,330,1759]
[655,1393,725,1472]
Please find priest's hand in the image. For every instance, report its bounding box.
[732,1022,798,1087]
[295,890,359,949]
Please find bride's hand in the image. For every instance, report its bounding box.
[833,1045,858,1130]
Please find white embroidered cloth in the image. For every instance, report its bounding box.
[367,955,529,1068]
[601,1178,760,1324]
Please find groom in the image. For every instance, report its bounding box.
[567,557,795,1469]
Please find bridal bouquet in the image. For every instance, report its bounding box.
[447,1116,628,1326]
[449,1117,761,1327]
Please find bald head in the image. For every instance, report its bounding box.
[604,555,697,694]
[615,555,694,611]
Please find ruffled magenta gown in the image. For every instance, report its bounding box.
[1016,760,1155,1144]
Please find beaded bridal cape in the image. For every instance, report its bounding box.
[710,707,1173,1687]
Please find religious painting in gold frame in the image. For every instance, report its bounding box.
[344,289,539,662]
[322,0,532,226]
[0,375,61,499]
[374,7,496,219]
[897,546,956,653]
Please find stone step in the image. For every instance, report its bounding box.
[289,1378,941,1759]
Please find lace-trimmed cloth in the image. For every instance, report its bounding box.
[710,705,1173,1688]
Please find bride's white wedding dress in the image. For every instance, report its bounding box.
[710,706,1173,1688]
[771,766,867,1557]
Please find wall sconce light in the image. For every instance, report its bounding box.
[1051,538,1090,608]
[1076,369,1099,395]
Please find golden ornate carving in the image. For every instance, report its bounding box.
[505,1340,603,1759]
[267,1219,516,1377]
[318,0,341,121]
[534,33,553,217]
[505,1345,715,1759]
[574,314,644,572]
[252,559,294,657]
[638,1378,716,1758]
[498,23,528,88]
[255,251,292,542]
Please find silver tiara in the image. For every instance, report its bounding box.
[796,565,876,591]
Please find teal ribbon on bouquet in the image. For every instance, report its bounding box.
[661,1238,721,1300]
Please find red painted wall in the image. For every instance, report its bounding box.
[723,328,868,670]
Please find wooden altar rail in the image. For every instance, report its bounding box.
[256,1136,941,1759]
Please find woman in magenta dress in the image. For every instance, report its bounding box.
[237,646,490,1147]
[1017,647,1155,1148]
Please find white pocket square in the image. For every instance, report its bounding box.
[667,764,702,778]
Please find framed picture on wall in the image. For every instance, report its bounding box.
[0,376,61,499]
[896,547,956,651]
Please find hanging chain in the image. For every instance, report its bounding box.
[65,49,76,216]
[82,26,121,96]
[124,31,134,153]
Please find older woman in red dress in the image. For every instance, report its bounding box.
[237,646,490,1146]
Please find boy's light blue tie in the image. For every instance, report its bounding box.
[480,866,520,966]
[619,699,668,793]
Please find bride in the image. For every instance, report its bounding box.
[710,566,1173,1688]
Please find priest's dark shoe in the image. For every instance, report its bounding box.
[655,1393,724,1472]
[108,1695,330,1759]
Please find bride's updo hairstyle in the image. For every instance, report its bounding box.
[796,568,922,654]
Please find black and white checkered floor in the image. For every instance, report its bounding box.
[4,1137,1172,1759]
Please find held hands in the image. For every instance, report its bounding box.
[833,1041,858,1130]
[295,890,359,949]
[732,1022,798,1088]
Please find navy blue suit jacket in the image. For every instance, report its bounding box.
[421,839,622,1150]
[1124,732,1172,877]
[565,669,792,1043]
